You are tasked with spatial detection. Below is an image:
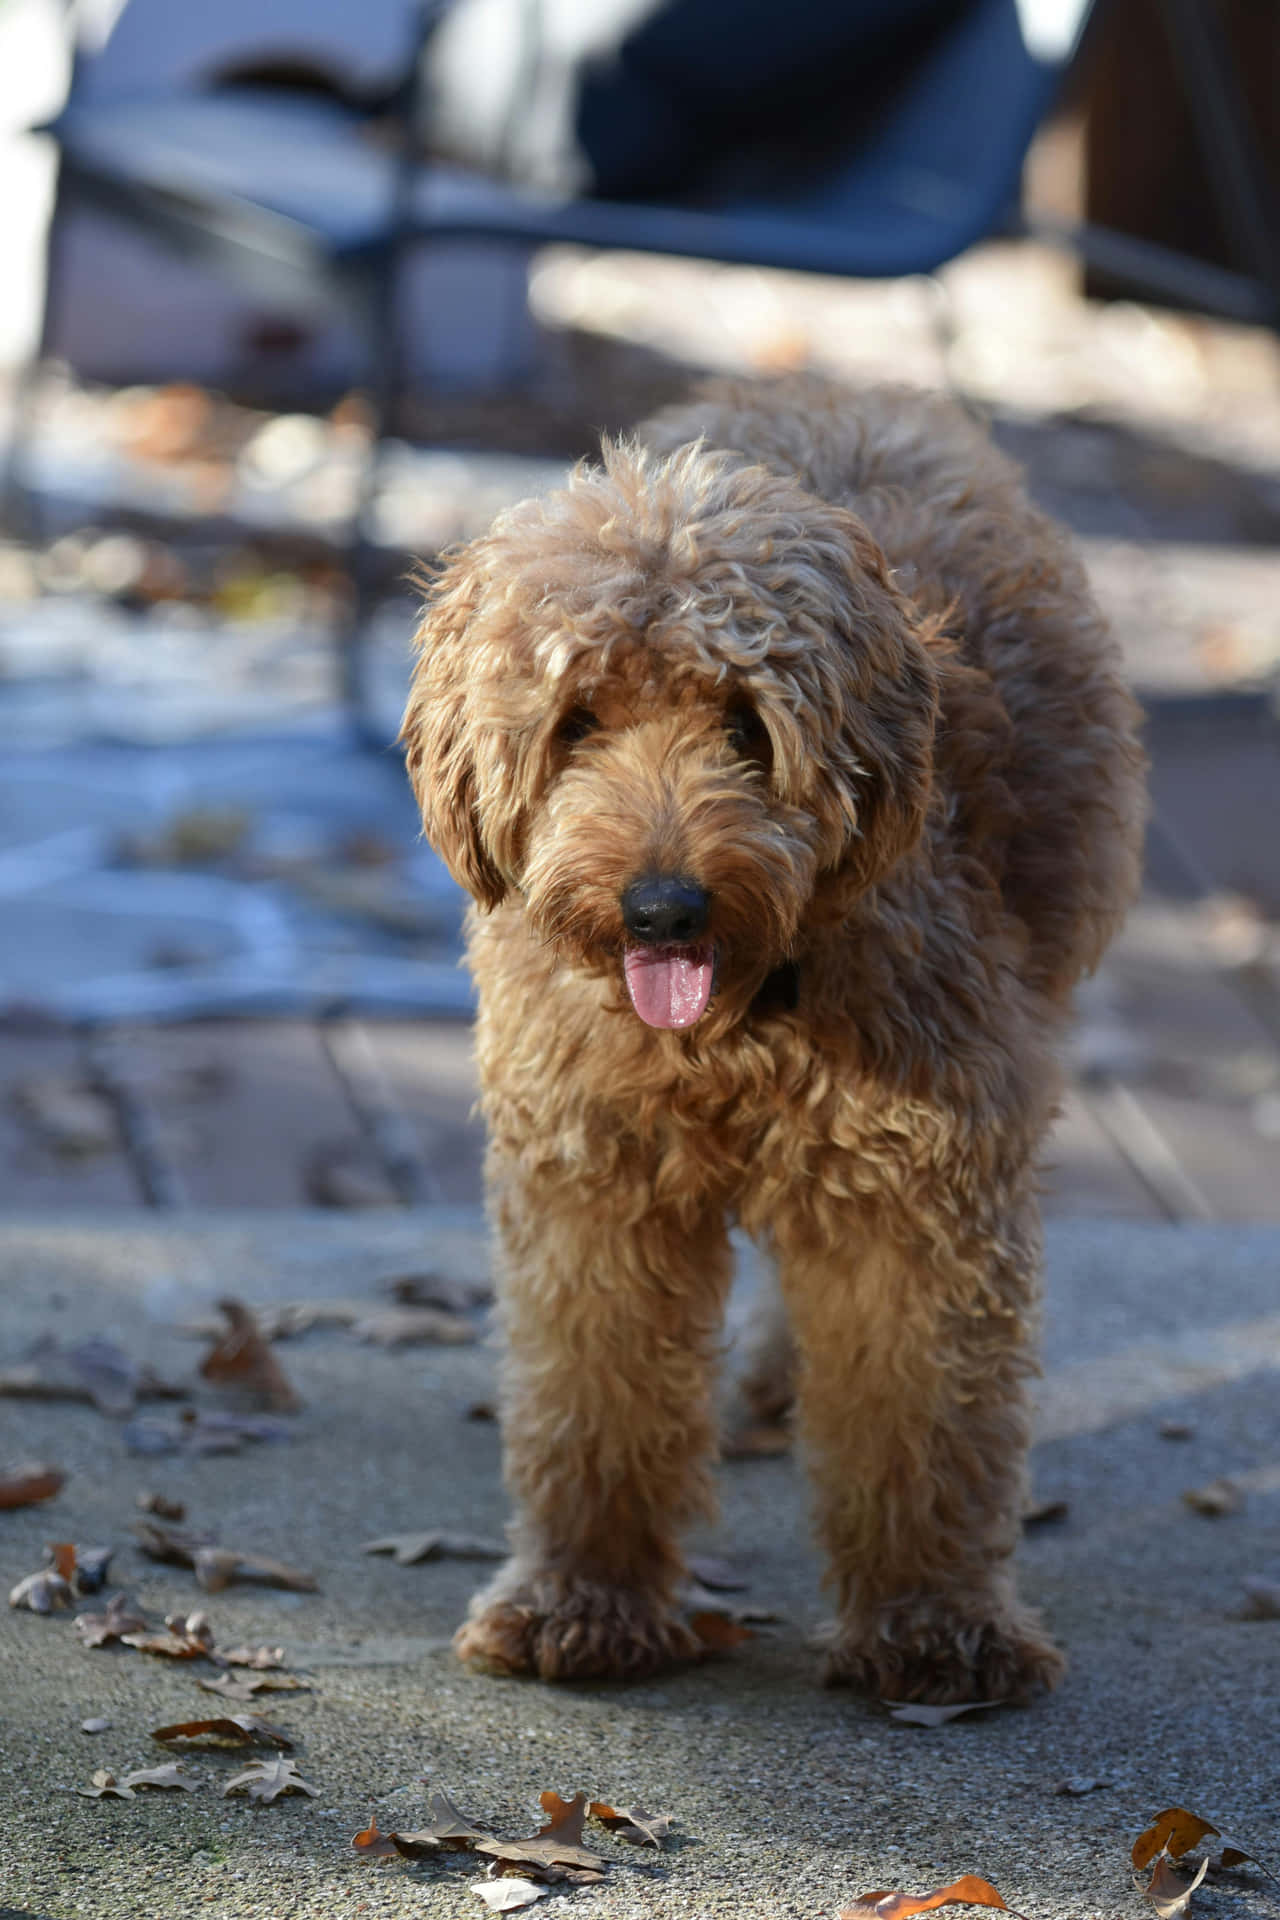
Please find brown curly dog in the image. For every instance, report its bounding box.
[401,374,1145,1704]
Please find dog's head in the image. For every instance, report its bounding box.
[401,439,938,1029]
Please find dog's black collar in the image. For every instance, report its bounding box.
[749,961,800,1019]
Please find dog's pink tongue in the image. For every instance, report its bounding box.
[623,945,715,1029]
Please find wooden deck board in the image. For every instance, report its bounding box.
[334,1019,485,1207]
[96,1021,399,1210]
[0,1030,141,1210]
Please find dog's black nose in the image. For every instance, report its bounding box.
[621,875,711,945]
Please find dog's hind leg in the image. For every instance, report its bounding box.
[769,1192,1065,1706]
[454,1152,735,1681]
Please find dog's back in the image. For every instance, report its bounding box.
[640,375,1146,1001]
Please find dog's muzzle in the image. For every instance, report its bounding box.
[620,875,716,1029]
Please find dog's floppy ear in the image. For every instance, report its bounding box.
[399,552,508,910]
[788,510,940,914]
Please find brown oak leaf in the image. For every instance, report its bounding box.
[0,1461,65,1509]
[152,1714,292,1750]
[388,1790,495,1857]
[199,1298,301,1412]
[841,1875,1022,1918]
[353,1814,403,1859]
[588,1800,673,1846]
[222,1758,318,1802]
[76,1593,149,1648]
[362,1532,505,1567]
[475,1792,605,1874]
[1140,1855,1209,1919]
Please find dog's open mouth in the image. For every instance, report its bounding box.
[623,943,717,1029]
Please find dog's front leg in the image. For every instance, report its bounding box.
[455,1153,733,1681]
[771,1194,1065,1706]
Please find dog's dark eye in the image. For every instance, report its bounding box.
[725,703,771,771]
[557,707,599,747]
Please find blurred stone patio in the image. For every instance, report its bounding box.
[1,238,1279,1222]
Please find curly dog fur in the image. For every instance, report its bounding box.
[401,374,1145,1703]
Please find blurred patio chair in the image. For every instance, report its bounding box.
[11,0,1279,736]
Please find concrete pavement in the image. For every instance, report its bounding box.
[1,1213,1278,1920]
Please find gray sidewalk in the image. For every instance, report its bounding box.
[2,1213,1278,1920]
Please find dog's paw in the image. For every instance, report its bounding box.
[822,1598,1065,1706]
[454,1567,704,1682]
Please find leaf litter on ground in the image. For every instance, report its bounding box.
[133,1515,315,1592]
[124,1407,294,1456]
[75,1593,149,1647]
[473,1878,549,1911]
[223,1757,318,1802]
[152,1713,293,1751]
[1133,1807,1276,1881]
[0,1334,185,1416]
[0,1461,65,1509]
[353,1786,670,1885]
[76,1762,199,1798]
[841,1875,1027,1919]
[1236,1575,1280,1620]
[198,1298,302,1412]
[362,1531,505,1567]
[9,1567,75,1613]
[884,1700,1009,1727]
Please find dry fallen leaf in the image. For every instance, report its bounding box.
[223,1758,318,1802]
[1133,1811,1225,1872]
[125,1409,294,1456]
[121,1610,216,1661]
[475,1792,606,1874]
[885,1701,1006,1727]
[133,1517,315,1594]
[688,1610,753,1651]
[362,1532,505,1567]
[472,1879,549,1911]
[1021,1497,1069,1529]
[352,1814,403,1859]
[390,1790,495,1856]
[76,1593,149,1648]
[350,1305,477,1347]
[0,1334,184,1416]
[136,1490,185,1521]
[1236,1576,1280,1620]
[219,1644,288,1670]
[721,1420,791,1458]
[1140,1854,1209,1919]
[0,1461,65,1509]
[133,1517,217,1565]
[9,1568,74,1613]
[1182,1477,1244,1517]
[153,1714,292,1750]
[120,1763,200,1794]
[77,1769,135,1800]
[199,1299,301,1412]
[841,1874,1020,1918]
[384,1270,491,1311]
[1133,1807,1275,1881]
[76,1763,198,1799]
[588,1800,673,1847]
[193,1546,317,1594]
[199,1671,306,1702]
[14,1075,117,1155]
